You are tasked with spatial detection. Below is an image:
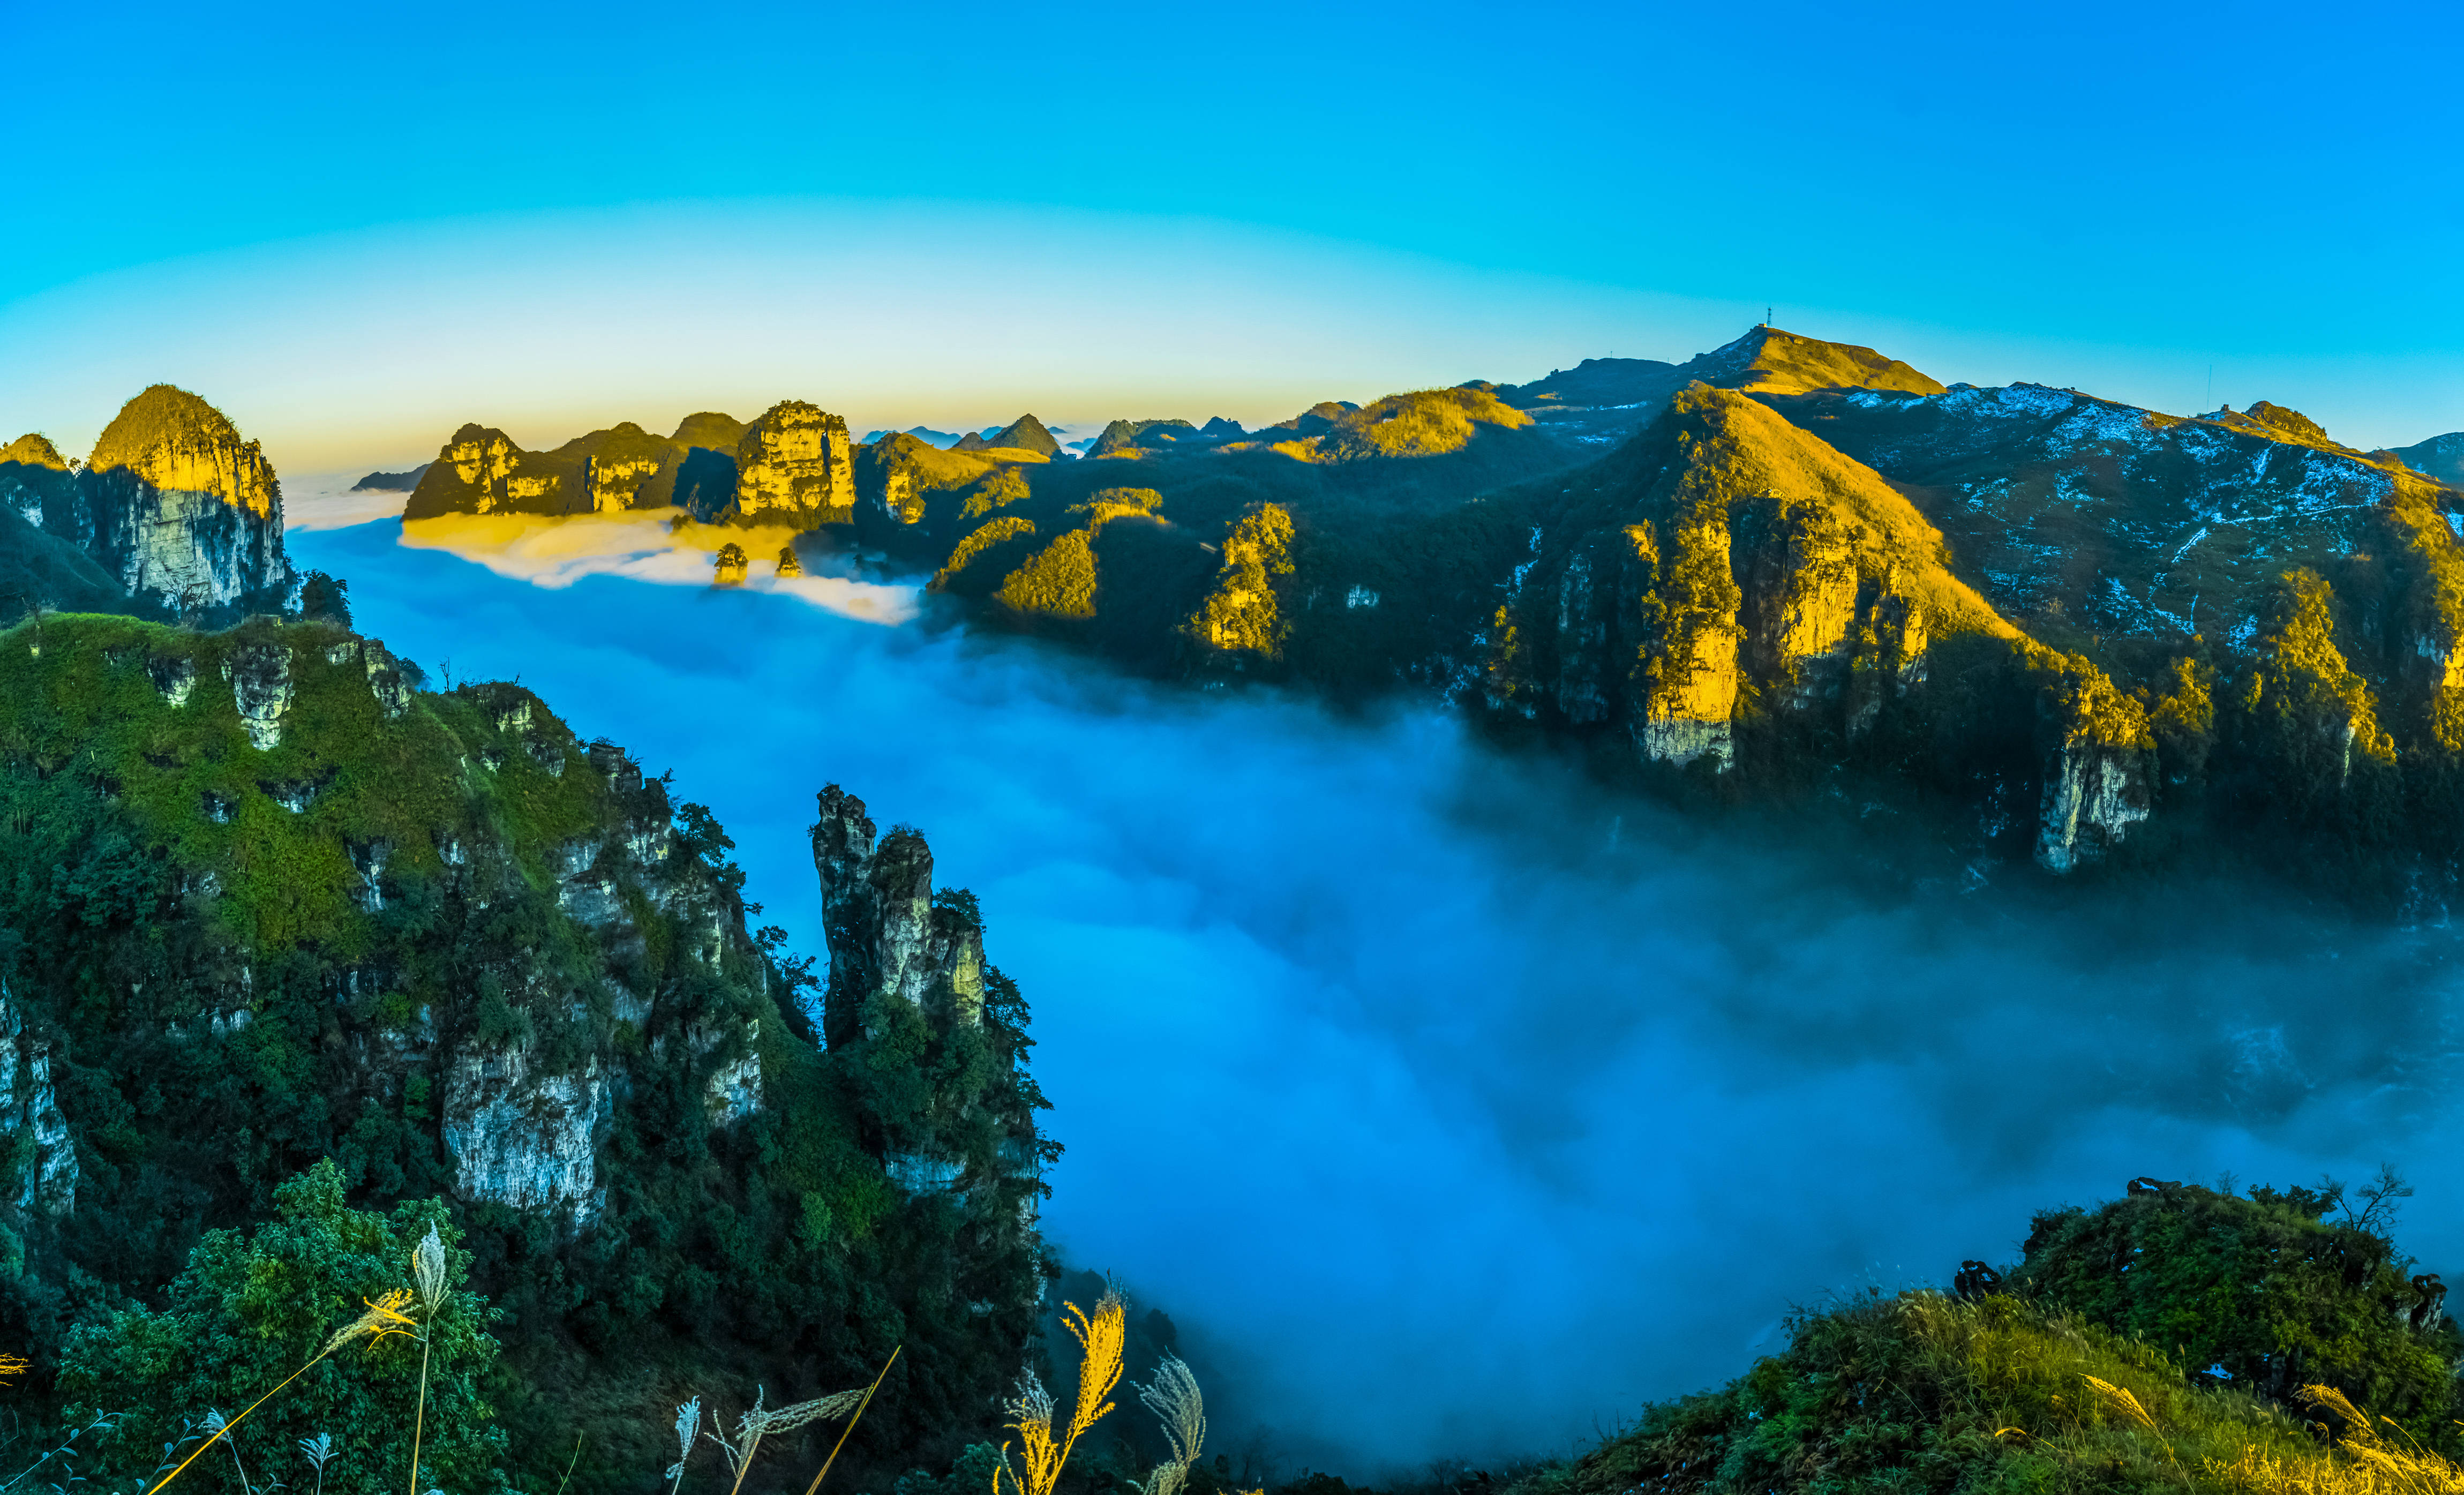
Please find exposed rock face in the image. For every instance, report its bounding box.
[0,986,76,1216]
[0,435,67,526]
[1494,385,2154,864]
[0,618,1054,1424]
[67,387,287,610]
[2035,738,2152,873]
[733,401,857,523]
[702,1035,762,1126]
[147,652,196,707]
[442,1048,612,1222]
[1509,388,1983,766]
[226,640,293,750]
[808,785,1038,1205]
[811,785,985,1050]
[407,425,558,516]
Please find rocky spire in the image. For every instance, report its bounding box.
[810,785,985,1050]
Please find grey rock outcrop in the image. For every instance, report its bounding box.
[0,986,76,1216]
[442,1048,612,1222]
[75,386,288,610]
[2034,738,2152,873]
[812,785,986,1049]
[227,640,293,750]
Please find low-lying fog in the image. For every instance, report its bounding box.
[289,496,2464,1479]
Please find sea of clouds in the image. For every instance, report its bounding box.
[289,503,2464,1479]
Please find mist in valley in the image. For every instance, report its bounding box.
[287,503,2464,1481]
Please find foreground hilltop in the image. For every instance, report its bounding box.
[0,610,1050,1491]
[1,386,292,620]
[1522,1176,2461,1495]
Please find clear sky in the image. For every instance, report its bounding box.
[6,0,2462,467]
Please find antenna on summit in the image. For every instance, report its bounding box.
[1764,306,1772,328]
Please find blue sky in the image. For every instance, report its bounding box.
[7,1,2463,461]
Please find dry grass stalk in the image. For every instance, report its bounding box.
[148,1290,415,1494]
[2202,1387,2464,1495]
[800,1345,901,1495]
[406,1224,447,1495]
[704,1386,867,1495]
[2084,1376,2159,1433]
[668,1398,703,1493]
[996,1288,1127,1495]
[1133,1355,1206,1495]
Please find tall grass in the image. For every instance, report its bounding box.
[1133,1356,1206,1495]
[996,1287,1126,1495]
[661,1346,898,1495]
[406,1224,447,1495]
[2208,1387,2464,1495]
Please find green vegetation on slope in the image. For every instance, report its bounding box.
[87,385,249,476]
[1182,504,1295,667]
[0,612,1053,1495]
[1521,1177,2461,1495]
[61,1160,501,1494]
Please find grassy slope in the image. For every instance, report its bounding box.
[1523,1183,2462,1495]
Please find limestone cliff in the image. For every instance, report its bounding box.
[732,401,858,523]
[812,786,986,1048]
[857,433,971,527]
[0,985,76,1218]
[0,618,772,1231]
[808,786,1046,1208]
[403,417,716,519]
[1489,385,2152,867]
[37,387,290,612]
[0,435,68,527]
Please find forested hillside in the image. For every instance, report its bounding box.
[0,612,1053,1492]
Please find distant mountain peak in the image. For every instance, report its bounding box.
[0,433,66,470]
[2214,399,2336,448]
[1695,326,1947,399]
[955,415,1062,457]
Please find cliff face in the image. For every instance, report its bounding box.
[1483,386,2153,867]
[812,786,986,1046]
[2,389,289,615]
[0,614,1052,1473]
[80,386,286,610]
[402,403,876,529]
[809,785,1043,1207]
[732,401,858,523]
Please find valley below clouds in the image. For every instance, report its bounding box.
[292,512,2464,1476]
